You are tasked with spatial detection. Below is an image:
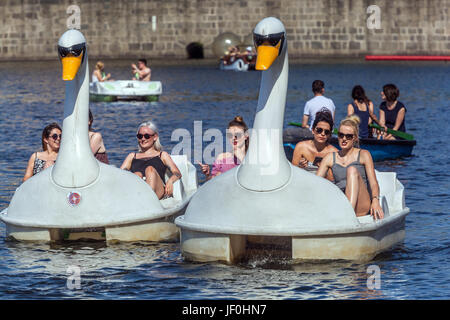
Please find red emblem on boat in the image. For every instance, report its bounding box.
[67,192,81,206]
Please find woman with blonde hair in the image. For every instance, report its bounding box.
[120,121,181,199]
[316,115,384,220]
[92,61,111,83]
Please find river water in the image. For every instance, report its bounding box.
[0,60,448,299]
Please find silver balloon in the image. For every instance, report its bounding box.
[212,32,241,58]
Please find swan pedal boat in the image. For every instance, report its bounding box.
[175,17,409,264]
[219,58,254,72]
[1,155,198,242]
[89,80,162,102]
[283,126,416,162]
[0,29,197,243]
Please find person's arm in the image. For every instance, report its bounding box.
[361,150,384,220]
[392,107,406,131]
[23,153,37,182]
[292,143,308,168]
[316,153,333,178]
[302,114,310,128]
[347,103,354,116]
[120,153,134,170]
[89,132,103,155]
[161,151,182,196]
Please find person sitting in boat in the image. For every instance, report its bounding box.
[131,59,151,81]
[291,109,337,180]
[120,121,181,199]
[378,83,407,140]
[240,46,257,65]
[302,80,336,130]
[316,115,384,220]
[23,123,62,182]
[92,61,111,83]
[89,110,109,164]
[223,46,239,65]
[347,85,385,138]
[198,116,249,180]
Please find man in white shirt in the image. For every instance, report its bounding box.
[302,80,336,129]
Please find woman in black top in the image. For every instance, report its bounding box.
[120,121,182,199]
[379,84,407,140]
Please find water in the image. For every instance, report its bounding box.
[0,60,449,299]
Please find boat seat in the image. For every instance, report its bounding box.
[375,170,404,213]
[163,155,197,202]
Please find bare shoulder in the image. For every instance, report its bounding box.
[294,140,309,151]
[326,144,339,153]
[359,149,373,163]
[216,152,233,161]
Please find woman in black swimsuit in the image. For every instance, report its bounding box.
[120,121,182,199]
[23,123,62,182]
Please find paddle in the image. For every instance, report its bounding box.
[368,123,414,141]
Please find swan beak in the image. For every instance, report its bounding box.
[255,42,280,70]
[61,54,83,81]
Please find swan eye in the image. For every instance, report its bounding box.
[253,32,285,48]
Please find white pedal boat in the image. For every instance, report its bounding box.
[89,80,162,102]
[175,17,409,264]
[0,29,197,243]
[219,58,249,71]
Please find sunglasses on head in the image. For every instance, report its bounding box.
[338,132,354,140]
[50,133,62,140]
[314,127,331,135]
[58,43,85,58]
[226,132,245,140]
[136,133,155,140]
[253,32,285,48]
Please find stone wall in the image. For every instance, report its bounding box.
[0,0,449,60]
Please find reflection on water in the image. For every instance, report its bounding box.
[0,60,449,299]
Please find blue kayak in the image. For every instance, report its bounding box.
[283,127,416,162]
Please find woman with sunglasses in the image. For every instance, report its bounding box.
[291,110,337,179]
[23,123,62,182]
[89,110,109,164]
[316,115,384,220]
[198,116,249,180]
[120,121,182,199]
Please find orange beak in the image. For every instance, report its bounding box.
[61,53,83,81]
[255,41,281,70]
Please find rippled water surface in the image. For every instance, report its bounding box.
[0,60,449,299]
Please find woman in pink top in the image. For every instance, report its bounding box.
[199,116,249,180]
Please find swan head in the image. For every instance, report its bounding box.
[57,29,87,81]
[253,17,286,71]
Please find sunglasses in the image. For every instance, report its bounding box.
[136,133,155,140]
[253,32,285,47]
[338,132,355,140]
[58,43,85,58]
[314,127,331,135]
[226,132,245,140]
[50,133,62,140]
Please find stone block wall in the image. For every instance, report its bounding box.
[0,0,449,60]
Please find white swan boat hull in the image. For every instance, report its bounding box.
[1,155,197,243]
[219,59,250,71]
[175,169,408,263]
[89,80,162,102]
